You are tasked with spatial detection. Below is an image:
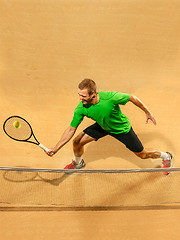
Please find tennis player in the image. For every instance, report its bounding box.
[46,79,173,174]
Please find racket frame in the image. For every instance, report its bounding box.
[3,115,49,152]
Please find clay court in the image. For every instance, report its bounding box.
[0,0,180,239]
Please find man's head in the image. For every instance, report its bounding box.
[78,79,97,104]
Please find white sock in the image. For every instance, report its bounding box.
[74,156,82,164]
[160,152,169,160]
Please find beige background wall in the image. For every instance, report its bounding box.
[1,0,180,170]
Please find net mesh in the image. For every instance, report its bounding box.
[3,117,32,141]
[0,167,180,209]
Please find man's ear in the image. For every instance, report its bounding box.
[91,92,96,98]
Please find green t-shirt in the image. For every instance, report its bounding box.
[70,91,131,134]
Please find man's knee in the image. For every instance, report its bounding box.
[73,132,85,147]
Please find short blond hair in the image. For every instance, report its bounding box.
[78,79,97,95]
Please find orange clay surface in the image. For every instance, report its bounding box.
[0,0,180,239]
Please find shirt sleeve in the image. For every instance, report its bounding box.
[112,92,130,105]
[70,108,84,128]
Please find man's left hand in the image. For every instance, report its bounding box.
[146,113,157,125]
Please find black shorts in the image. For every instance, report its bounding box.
[83,122,144,153]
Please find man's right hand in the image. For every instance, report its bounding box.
[46,149,56,157]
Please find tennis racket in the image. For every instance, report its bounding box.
[3,116,50,152]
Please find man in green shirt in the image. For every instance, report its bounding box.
[46,79,173,174]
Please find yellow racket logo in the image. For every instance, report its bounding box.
[13,121,21,129]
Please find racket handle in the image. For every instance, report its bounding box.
[39,143,50,152]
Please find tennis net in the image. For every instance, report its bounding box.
[0,166,180,209]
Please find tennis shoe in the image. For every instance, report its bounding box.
[76,159,86,169]
[64,159,86,169]
[64,160,77,169]
[162,152,173,175]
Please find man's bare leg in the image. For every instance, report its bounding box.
[134,149,173,174]
[134,149,161,159]
[64,132,95,169]
[73,132,95,162]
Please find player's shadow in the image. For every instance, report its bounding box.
[84,131,175,168]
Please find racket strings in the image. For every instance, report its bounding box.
[4,117,32,141]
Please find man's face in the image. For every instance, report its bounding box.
[78,88,95,104]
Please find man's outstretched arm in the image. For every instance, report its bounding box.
[46,126,77,156]
[129,95,157,125]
